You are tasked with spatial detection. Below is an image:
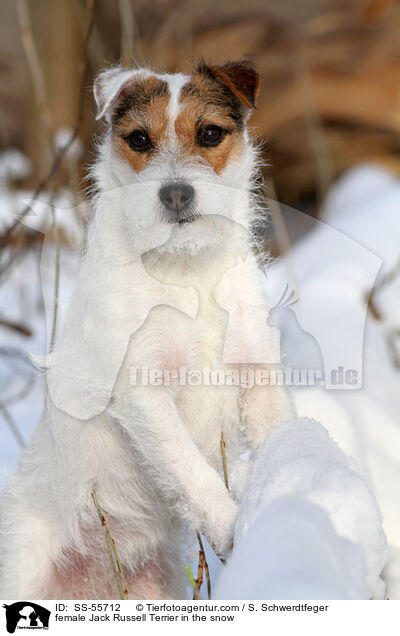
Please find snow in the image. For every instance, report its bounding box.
[0,142,86,246]
[0,243,79,488]
[0,189,85,248]
[0,149,31,183]
[264,163,400,598]
[215,418,386,599]
[215,497,368,599]
[53,127,84,162]
[2,160,400,599]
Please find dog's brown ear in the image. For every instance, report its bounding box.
[198,60,260,109]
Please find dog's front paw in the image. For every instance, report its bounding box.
[202,496,239,558]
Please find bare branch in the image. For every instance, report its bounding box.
[16,0,54,162]
[220,431,230,491]
[0,318,32,337]
[265,177,299,296]
[197,532,211,600]
[3,373,36,407]
[91,490,129,600]
[371,255,400,299]
[292,55,335,202]
[0,400,26,449]
[0,0,95,253]
[193,536,204,600]
[49,206,61,352]
[118,0,136,64]
[185,564,197,591]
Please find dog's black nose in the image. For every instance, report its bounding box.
[159,182,194,216]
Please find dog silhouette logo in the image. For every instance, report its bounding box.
[2,602,50,633]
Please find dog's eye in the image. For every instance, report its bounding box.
[198,125,226,147]
[126,129,152,152]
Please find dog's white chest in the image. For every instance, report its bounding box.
[124,297,241,458]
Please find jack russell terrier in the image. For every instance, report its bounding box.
[0,60,293,599]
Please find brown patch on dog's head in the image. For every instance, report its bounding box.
[110,76,169,127]
[177,60,260,173]
[96,72,170,173]
[112,76,170,173]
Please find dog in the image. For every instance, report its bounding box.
[0,60,293,599]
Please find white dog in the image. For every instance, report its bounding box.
[0,60,293,599]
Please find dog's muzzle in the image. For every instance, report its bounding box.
[159,182,196,224]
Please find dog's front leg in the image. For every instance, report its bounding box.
[114,385,238,557]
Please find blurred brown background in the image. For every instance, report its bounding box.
[1,2,400,568]
[1,0,400,210]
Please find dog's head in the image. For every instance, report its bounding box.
[93,60,260,254]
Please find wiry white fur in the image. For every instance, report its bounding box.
[0,66,293,600]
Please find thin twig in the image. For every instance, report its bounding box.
[91,490,129,600]
[366,253,400,324]
[0,227,43,280]
[0,244,31,280]
[0,0,95,253]
[185,565,197,590]
[370,254,400,299]
[49,206,60,352]
[203,557,211,598]
[16,0,54,168]
[265,177,299,296]
[197,532,211,600]
[292,54,335,202]
[93,496,124,599]
[220,431,229,491]
[365,290,382,321]
[387,329,400,368]
[193,537,204,600]
[118,0,136,64]
[110,534,129,599]
[0,318,32,337]
[0,400,26,449]
[71,0,110,66]
[192,431,229,598]
[3,373,36,407]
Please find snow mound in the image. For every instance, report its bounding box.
[266,164,400,597]
[215,418,387,599]
[215,496,368,599]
